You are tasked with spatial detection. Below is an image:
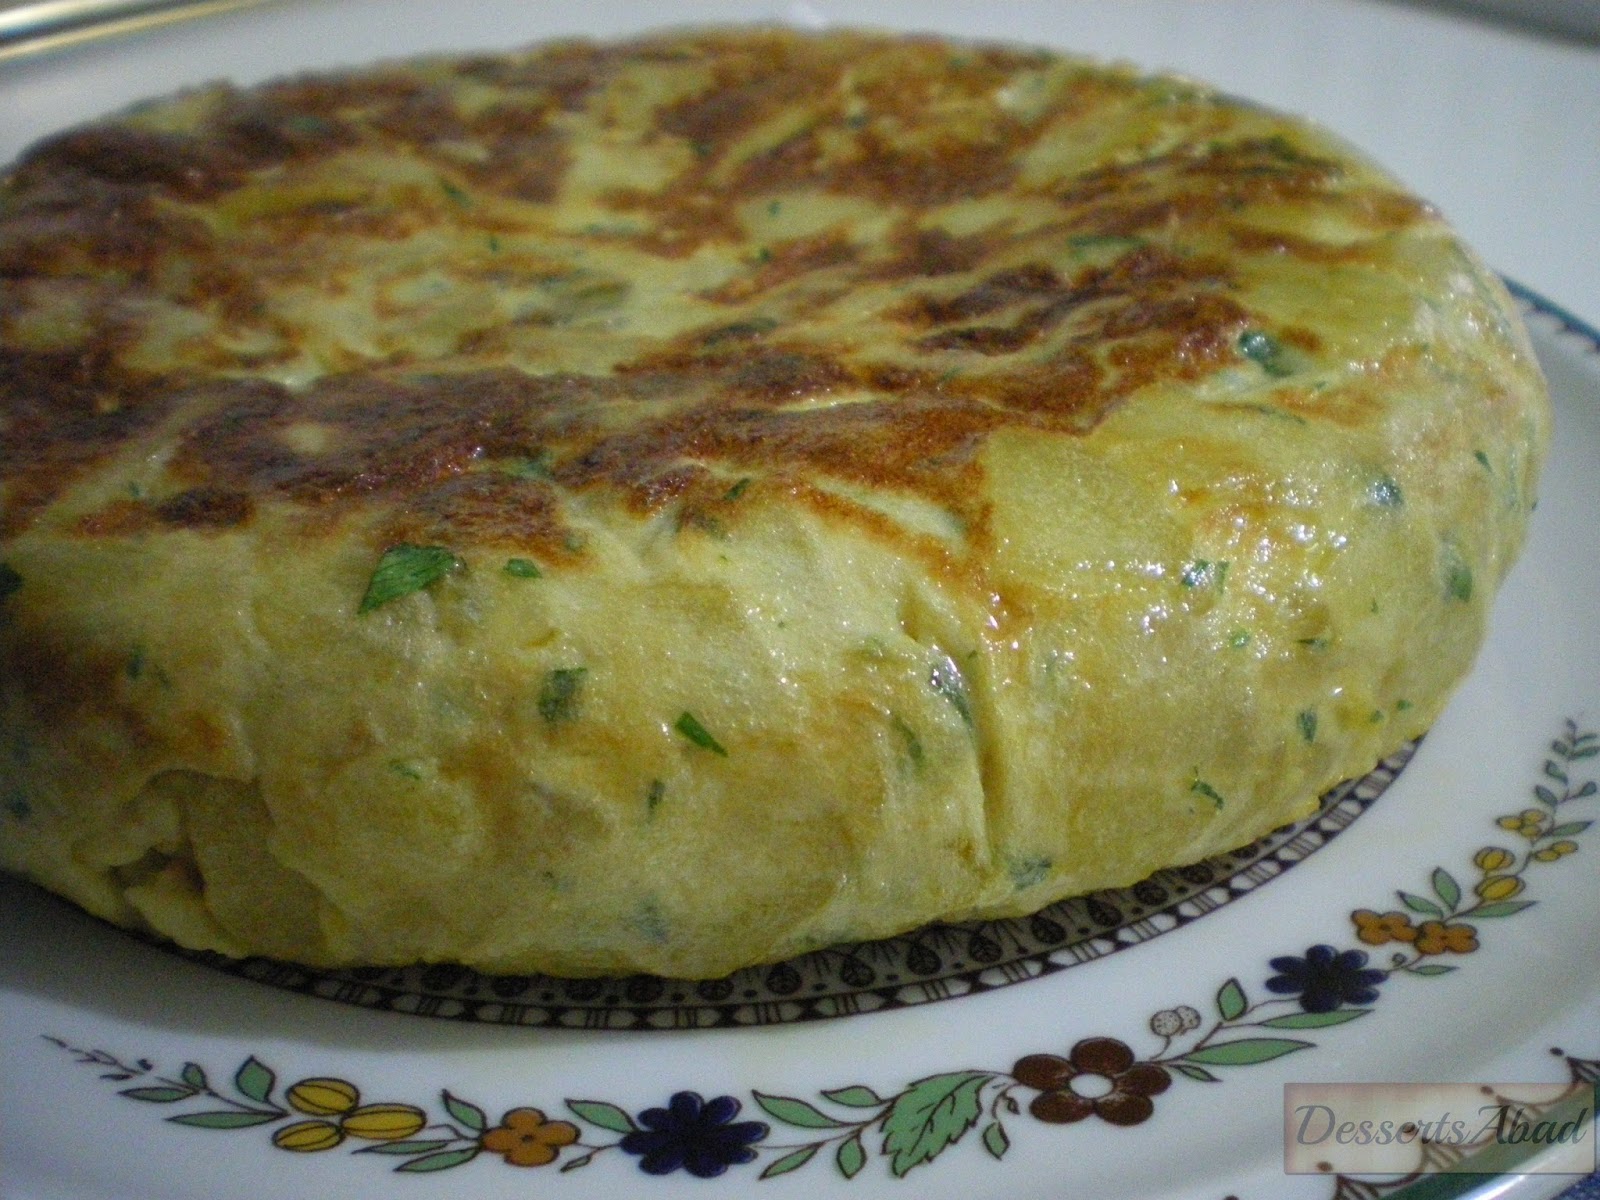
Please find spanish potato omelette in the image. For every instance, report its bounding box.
[0,27,1549,979]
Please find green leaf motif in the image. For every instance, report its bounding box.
[1259,1009,1371,1030]
[396,1147,481,1173]
[181,1062,208,1090]
[1180,1038,1314,1067]
[982,1121,1010,1161]
[880,1071,992,1178]
[233,1057,275,1105]
[755,1092,851,1130]
[567,1099,636,1134]
[1549,820,1593,838]
[167,1111,282,1130]
[760,1145,819,1180]
[1216,978,1248,1021]
[442,1090,488,1133]
[1432,867,1462,911]
[355,1139,455,1156]
[119,1086,194,1103]
[359,544,460,614]
[1399,890,1446,919]
[823,1085,886,1109]
[1536,784,1561,807]
[1408,963,1458,977]
[1170,1063,1221,1083]
[1472,900,1536,919]
[837,1133,868,1179]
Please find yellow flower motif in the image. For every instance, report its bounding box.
[287,1077,360,1116]
[1414,921,1478,955]
[1497,809,1549,839]
[341,1103,428,1141]
[1473,846,1516,872]
[273,1119,345,1152]
[1474,874,1525,902]
[1352,909,1419,946]
[1533,839,1579,863]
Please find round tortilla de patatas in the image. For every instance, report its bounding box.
[0,28,1549,979]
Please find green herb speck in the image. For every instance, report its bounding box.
[1298,710,1317,743]
[387,759,424,781]
[505,451,554,480]
[1397,699,1413,712]
[504,558,542,579]
[1237,329,1293,377]
[487,234,502,253]
[1181,559,1228,589]
[674,710,728,756]
[930,654,974,726]
[538,667,588,725]
[0,563,21,602]
[1228,629,1252,648]
[1368,474,1404,508]
[647,779,666,816]
[1190,773,1226,809]
[439,178,471,206]
[1006,854,1052,889]
[723,477,752,502]
[127,646,146,681]
[891,714,925,769]
[359,544,460,613]
[630,899,670,944]
[1474,450,1492,471]
[1443,544,1474,603]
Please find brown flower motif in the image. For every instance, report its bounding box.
[1013,1038,1171,1127]
[480,1107,581,1167]
[1352,909,1419,946]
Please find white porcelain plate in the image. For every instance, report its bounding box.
[2,5,1598,1198]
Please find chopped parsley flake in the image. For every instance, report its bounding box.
[1191,773,1226,809]
[538,668,588,725]
[723,477,752,502]
[387,759,425,781]
[1298,710,1318,743]
[439,178,471,206]
[359,544,460,613]
[1237,329,1294,377]
[1474,450,1492,471]
[647,779,666,816]
[504,558,542,579]
[1228,629,1252,648]
[0,563,20,602]
[674,710,727,756]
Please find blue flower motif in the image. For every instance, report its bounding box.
[620,1091,769,1178]
[1265,944,1386,1013]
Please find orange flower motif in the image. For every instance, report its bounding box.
[481,1107,580,1167]
[1413,921,1478,955]
[1352,909,1418,946]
